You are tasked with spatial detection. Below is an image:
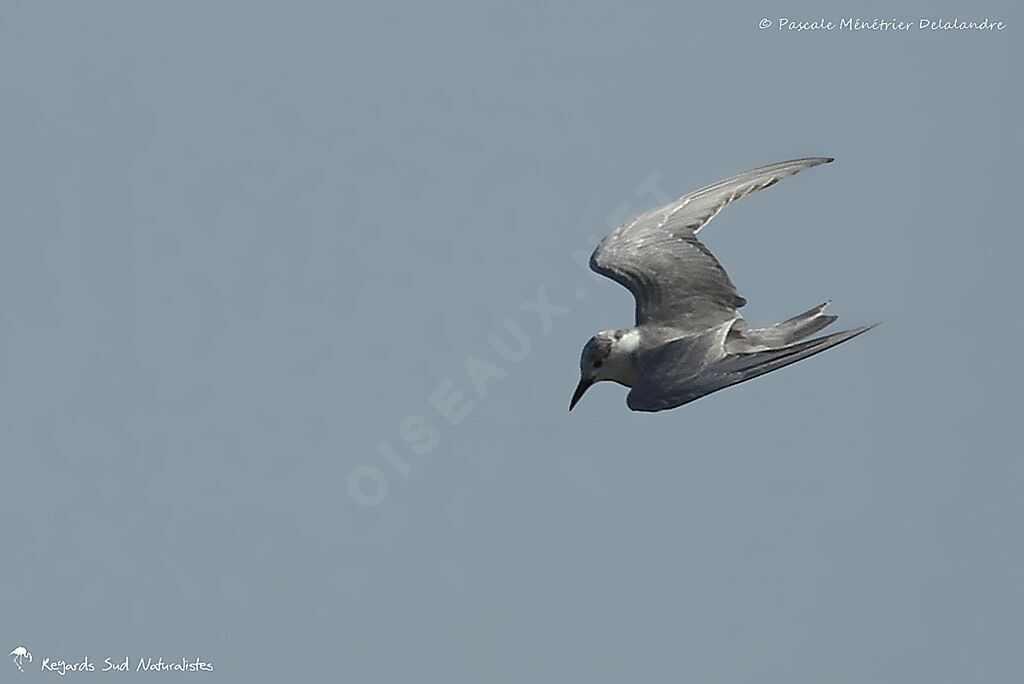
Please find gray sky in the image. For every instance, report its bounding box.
[1,0,1021,681]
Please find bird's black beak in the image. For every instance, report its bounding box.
[569,377,593,411]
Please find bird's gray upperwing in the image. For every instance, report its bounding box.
[627,323,877,412]
[590,157,833,326]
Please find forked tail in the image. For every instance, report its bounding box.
[713,323,879,396]
[728,301,838,353]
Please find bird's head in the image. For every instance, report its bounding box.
[569,332,616,410]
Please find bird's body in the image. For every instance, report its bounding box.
[570,157,876,413]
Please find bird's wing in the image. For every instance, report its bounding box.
[590,157,833,326]
[627,323,876,412]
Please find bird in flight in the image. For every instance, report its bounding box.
[570,157,876,413]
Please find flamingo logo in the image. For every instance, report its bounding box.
[9,646,32,672]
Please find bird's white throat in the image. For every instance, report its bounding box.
[603,328,642,386]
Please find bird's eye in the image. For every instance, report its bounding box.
[592,360,603,369]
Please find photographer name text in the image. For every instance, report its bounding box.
[758,17,1006,32]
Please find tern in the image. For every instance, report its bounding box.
[570,157,876,412]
